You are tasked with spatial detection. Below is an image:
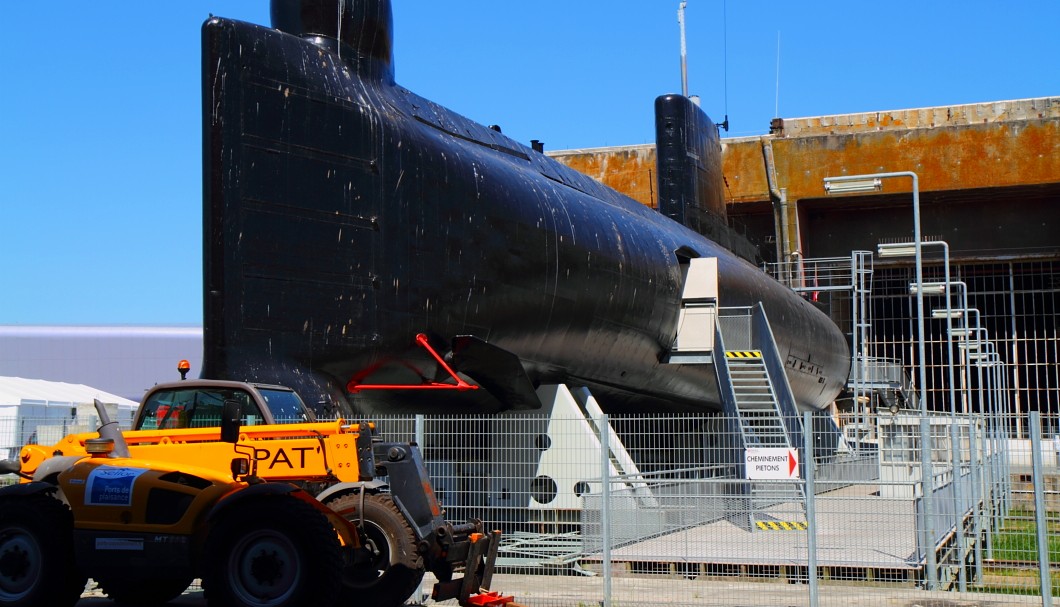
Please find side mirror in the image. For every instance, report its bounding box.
[220,399,242,443]
[230,456,250,479]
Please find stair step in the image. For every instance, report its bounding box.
[743,424,786,432]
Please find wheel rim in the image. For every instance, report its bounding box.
[0,526,41,600]
[353,519,393,582]
[227,529,302,605]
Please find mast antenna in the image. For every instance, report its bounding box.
[775,31,781,118]
[678,1,689,97]
[720,0,729,131]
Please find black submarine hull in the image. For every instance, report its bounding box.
[201,1,850,417]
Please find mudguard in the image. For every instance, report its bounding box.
[0,459,21,476]
[315,479,388,505]
[33,456,87,483]
[207,481,361,548]
[206,481,301,523]
[0,480,61,498]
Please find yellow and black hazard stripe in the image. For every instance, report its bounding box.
[755,521,807,531]
[725,351,762,359]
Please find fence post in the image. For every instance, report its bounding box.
[969,416,983,583]
[601,413,612,607]
[1029,411,1054,607]
[1003,368,1013,520]
[978,363,995,561]
[920,414,938,589]
[803,411,818,607]
[951,419,967,592]
[984,407,995,560]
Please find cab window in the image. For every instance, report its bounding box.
[137,388,267,430]
[258,388,313,423]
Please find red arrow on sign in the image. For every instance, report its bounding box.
[789,450,797,477]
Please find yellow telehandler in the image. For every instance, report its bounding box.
[0,380,516,607]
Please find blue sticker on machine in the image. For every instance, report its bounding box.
[86,467,147,506]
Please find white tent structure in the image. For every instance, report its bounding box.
[0,377,137,459]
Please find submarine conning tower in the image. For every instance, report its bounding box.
[270,0,394,83]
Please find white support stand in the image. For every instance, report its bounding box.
[528,384,656,510]
[571,386,659,508]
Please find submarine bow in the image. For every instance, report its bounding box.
[201,0,851,417]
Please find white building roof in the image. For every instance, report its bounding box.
[0,325,202,402]
[0,376,137,409]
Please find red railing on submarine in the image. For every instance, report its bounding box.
[347,333,479,393]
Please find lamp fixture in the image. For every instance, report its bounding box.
[931,308,963,319]
[823,177,883,194]
[908,282,947,295]
[877,243,918,258]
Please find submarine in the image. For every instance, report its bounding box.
[201,0,850,418]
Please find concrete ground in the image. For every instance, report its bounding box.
[74,573,1044,607]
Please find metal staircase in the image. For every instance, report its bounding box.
[667,258,806,530]
[721,344,805,515]
[727,352,789,448]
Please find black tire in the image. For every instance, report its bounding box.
[0,495,87,607]
[325,492,425,607]
[202,495,342,607]
[96,575,193,605]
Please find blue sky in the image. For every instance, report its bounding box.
[2,1,1056,325]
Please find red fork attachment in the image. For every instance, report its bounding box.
[465,591,525,607]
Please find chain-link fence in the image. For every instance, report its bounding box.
[4,408,1060,606]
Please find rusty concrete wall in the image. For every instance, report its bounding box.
[728,97,1060,204]
[549,144,658,208]
[551,97,1060,206]
[776,97,1059,137]
[550,97,1060,262]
